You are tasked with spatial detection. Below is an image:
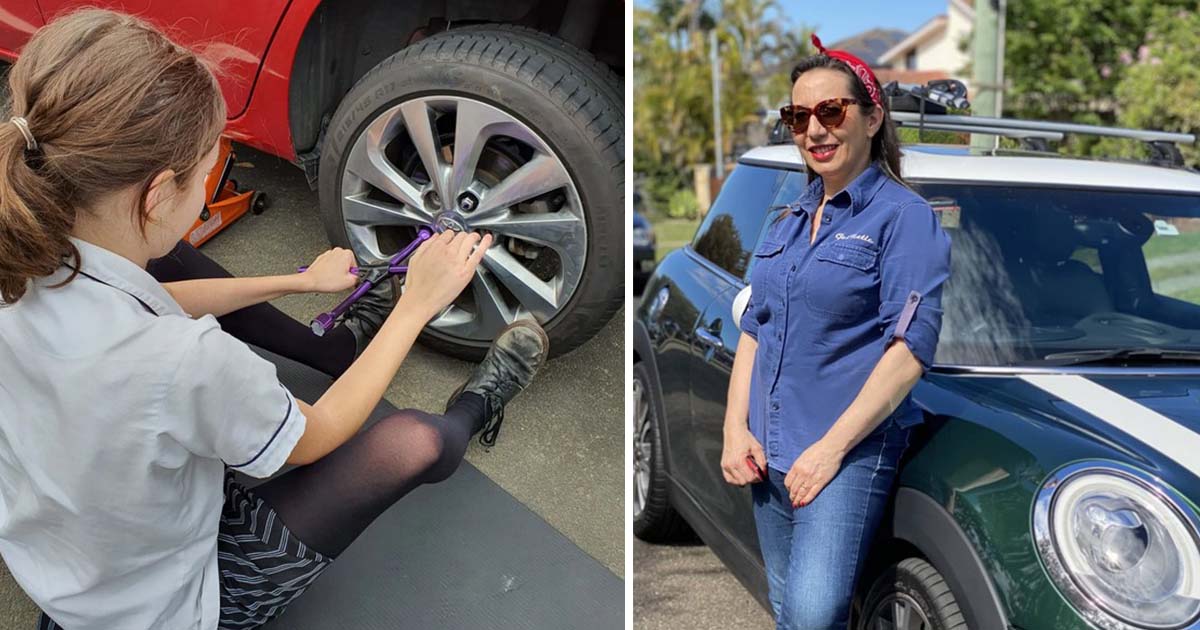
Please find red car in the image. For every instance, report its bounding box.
[0,1,625,359]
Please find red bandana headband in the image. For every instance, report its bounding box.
[810,33,883,108]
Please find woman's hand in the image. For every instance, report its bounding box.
[784,439,846,508]
[402,231,493,320]
[300,248,359,293]
[721,427,767,486]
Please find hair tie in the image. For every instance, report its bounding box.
[9,117,37,151]
[810,33,883,108]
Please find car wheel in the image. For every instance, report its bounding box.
[318,25,623,360]
[632,362,691,542]
[858,558,967,630]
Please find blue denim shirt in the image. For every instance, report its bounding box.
[739,163,951,473]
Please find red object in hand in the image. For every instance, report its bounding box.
[745,455,766,482]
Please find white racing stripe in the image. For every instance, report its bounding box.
[1020,373,1200,477]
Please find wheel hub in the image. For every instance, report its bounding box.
[433,211,468,234]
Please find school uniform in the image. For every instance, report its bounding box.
[739,163,952,629]
[0,238,328,629]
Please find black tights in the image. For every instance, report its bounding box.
[146,241,358,378]
[146,240,486,558]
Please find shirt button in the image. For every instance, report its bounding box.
[790,264,797,272]
[771,402,780,411]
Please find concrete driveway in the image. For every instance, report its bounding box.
[0,147,623,626]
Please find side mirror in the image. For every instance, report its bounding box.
[731,285,752,331]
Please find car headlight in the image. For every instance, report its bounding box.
[633,226,653,247]
[1034,461,1200,630]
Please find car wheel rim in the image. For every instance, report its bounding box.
[632,374,652,518]
[339,95,587,342]
[867,593,932,630]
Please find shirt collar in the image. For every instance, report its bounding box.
[792,162,890,217]
[66,237,185,317]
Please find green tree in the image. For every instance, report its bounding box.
[1111,7,1200,168]
[634,0,809,214]
[1002,0,1194,158]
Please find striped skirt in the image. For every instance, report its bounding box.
[37,473,332,629]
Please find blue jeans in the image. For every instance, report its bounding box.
[751,420,910,630]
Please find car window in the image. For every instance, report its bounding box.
[743,171,809,279]
[691,164,788,279]
[917,183,1200,367]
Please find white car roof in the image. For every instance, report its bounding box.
[737,143,1200,194]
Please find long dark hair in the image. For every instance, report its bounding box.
[790,55,905,187]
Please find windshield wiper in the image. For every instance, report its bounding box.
[1042,347,1200,366]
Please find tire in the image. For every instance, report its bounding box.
[318,25,623,360]
[633,362,692,543]
[858,558,967,630]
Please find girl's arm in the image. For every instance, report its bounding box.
[161,248,358,318]
[286,232,491,465]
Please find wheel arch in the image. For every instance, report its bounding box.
[883,487,1011,630]
[287,0,622,168]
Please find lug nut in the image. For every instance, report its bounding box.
[457,192,479,213]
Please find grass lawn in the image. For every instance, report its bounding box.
[652,217,699,262]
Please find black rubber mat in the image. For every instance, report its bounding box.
[246,348,623,629]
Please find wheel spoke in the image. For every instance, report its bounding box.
[449,100,512,200]
[481,246,558,318]
[471,267,516,332]
[474,211,583,248]
[344,121,424,209]
[473,154,571,218]
[893,600,911,630]
[399,101,450,206]
[343,193,432,227]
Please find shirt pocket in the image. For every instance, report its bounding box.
[804,240,880,321]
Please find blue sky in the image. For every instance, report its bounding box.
[634,0,949,44]
[779,0,947,44]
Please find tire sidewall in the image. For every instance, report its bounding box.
[632,362,672,538]
[859,559,961,630]
[318,32,622,358]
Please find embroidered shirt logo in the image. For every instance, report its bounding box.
[835,232,874,245]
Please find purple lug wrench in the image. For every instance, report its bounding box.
[301,228,432,336]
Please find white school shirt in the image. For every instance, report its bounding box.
[0,238,306,629]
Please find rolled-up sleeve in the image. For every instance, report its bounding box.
[739,287,760,340]
[878,201,952,369]
[165,316,307,478]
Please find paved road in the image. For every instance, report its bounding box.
[0,147,623,627]
[634,539,772,629]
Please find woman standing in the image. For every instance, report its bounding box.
[720,35,952,629]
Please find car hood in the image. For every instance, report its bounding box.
[925,370,1200,491]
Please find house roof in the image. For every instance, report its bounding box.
[874,68,951,85]
[878,14,947,65]
[827,28,907,65]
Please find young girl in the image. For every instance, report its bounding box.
[0,9,548,629]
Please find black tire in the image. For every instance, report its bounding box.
[318,25,623,360]
[633,362,692,543]
[858,558,967,630]
[251,191,269,215]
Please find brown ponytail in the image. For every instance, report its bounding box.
[0,9,226,305]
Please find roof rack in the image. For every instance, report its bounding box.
[765,80,1196,168]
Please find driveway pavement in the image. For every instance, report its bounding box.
[0,146,623,627]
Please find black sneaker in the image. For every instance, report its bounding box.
[341,278,395,356]
[445,319,549,447]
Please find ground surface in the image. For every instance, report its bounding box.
[0,147,624,626]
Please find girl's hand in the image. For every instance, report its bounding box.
[402,231,492,320]
[721,427,767,486]
[784,439,845,508]
[300,248,359,293]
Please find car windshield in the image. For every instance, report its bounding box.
[923,182,1200,368]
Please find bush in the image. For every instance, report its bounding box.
[667,188,700,220]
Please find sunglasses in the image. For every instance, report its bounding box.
[779,98,861,134]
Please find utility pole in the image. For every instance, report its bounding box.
[711,28,724,179]
[971,0,1006,150]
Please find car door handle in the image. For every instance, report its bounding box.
[696,327,724,350]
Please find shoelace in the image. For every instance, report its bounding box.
[478,392,506,447]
